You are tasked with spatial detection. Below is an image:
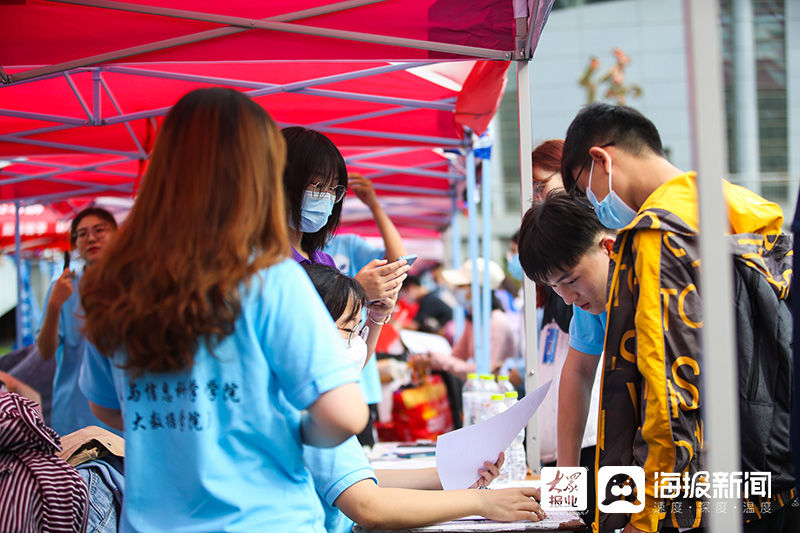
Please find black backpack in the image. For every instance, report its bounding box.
[732,232,795,493]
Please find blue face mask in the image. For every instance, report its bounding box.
[454,287,470,309]
[507,253,524,281]
[289,190,335,233]
[586,159,637,230]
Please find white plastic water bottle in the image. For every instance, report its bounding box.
[483,394,511,482]
[461,373,479,427]
[504,391,527,481]
[487,393,507,418]
[497,375,514,394]
[476,374,498,423]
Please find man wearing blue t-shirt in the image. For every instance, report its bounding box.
[517,191,615,531]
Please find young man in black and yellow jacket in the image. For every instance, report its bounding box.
[561,103,794,533]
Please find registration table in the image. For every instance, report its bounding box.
[359,443,588,533]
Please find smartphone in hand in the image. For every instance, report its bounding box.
[63,250,71,271]
[398,254,418,267]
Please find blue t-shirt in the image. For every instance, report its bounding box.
[325,234,385,278]
[80,260,361,533]
[304,436,377,533]
[568,307,607,356]
[324,234,385,405]
[39,270,119,436]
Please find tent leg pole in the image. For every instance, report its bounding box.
[14,201,23,349]
[465,144,483,373]
[450,175,465,340]
[480,155,492,378]
[517,61,540,475]
[684,2,740,533]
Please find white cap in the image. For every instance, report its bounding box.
[441,258,505,290]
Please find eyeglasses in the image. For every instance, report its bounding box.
[338,324,369,348]
[569,142,615,195]
[74,223,110,241]
[309,182,346,203]
[533,170,559,197]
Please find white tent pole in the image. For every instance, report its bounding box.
[684,2,740,533]
[517,60,540,474]
[480,155,492,377]
[451,172,465,340]
[465,145,485,373]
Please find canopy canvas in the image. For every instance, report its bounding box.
[1,0,554,238]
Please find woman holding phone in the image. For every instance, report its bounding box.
[281,127,409,354]
[78,88,368,532]
[37,206,118,436]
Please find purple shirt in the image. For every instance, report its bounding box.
[292,246,336,267]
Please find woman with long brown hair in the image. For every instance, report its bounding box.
[78,88,368,532]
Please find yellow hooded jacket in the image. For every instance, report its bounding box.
[596,172,785,532]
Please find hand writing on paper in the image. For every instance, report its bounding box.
[470,452,504,488]
[477,486,546,522]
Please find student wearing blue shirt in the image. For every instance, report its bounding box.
[281,128,409,297]
[325,172,409,445]
[77,88,368,533]
[302,264,545,532]
[518,191,615,531]
[283,130,409,446]
[37,206,119,436]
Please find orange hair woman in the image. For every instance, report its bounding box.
[79,88,368,532]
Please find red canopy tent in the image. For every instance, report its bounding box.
[1,0,554,238]
[1,0,556,464]
[0,202,76,252]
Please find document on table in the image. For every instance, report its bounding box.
[435,380,552,490]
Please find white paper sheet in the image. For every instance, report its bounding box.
[399,329,453,355]
[435,380,552,490]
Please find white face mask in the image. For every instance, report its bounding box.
[343,335,369,371]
